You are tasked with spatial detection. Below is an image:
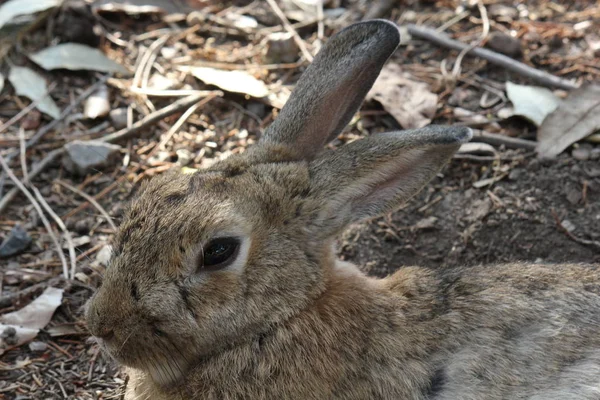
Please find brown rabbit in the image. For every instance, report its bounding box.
[86,20,600,400]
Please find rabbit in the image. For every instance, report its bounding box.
[86,19,600,400]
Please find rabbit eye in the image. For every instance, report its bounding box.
[200,237,240,271]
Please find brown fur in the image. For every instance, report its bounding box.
[86,20,600,400]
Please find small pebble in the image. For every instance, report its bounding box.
[29,341,48,352]
[63,140,122,176]
[508,169,524,181]
[176,149,193,166]
[264,32,299,63]
[572,147,590,161]
[590,148,600,160]
[486,32,522,57]
[109,108,128,130]
[0,225,32,258]
[561,219,576,233]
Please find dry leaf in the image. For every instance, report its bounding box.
[183,66,269,98]
[0,0,63,30]
[8,66,60,119]
[537,84,600,158]
[505,82,560,126]
[457,142,497,156]
[92,0,191,15]
[0,287,63,354]
[367,63,437,129]
[30,43,128,74]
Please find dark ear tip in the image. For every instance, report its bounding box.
[451,126,473,144]
[340,19,401,47]
[424,125,473,145]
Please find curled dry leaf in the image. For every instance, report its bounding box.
[505,82,560,126]
[0,287,63,355]
[367,63,437,129]
[457,142,497,156]
[182,66,270,98]
[537,84,600,158]
[29,43,128,74]
[8,66,60,119]
[0,0,63,30]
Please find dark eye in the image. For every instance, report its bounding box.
[200,237,240,271]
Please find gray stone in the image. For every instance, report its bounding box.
[176,149,193,166]
[109,107,128,130]
[29,341,48,352]
[486,32,522,58]
[63,140,122,175]
[264,32,299,63]
[0,225,31,258]
[489,4,518,20]
[572,147,590,161]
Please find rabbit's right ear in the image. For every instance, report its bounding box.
[259,20,400,161]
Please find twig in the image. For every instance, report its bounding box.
[451,1,489,80]
[18,128,29,183]
[314,0,324,54]
[61,174,131,220]
[15,77,109,157]
[0,277,63,308]
[0,77,109,196]
[551,209,600,251]
[436,10,471,33]
[0,148,63,214]
[99,92,222,144]
[471,130,537,150]
[0,92,220,214]
[406,24,579,90]
[0,154,69,279]
[0,82,57,134]
[127,88,216,97]
[19,127,77,279]
[364,0,396,20]
[132,35,170,89]
[31,186,77,280]
[55,180,117,231]
[265,0,314,62]
[150,93,220,155]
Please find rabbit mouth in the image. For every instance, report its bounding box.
[101,333,190,387]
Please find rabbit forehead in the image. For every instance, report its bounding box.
[112,163,308,272]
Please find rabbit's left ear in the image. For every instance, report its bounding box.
[258,20,400,161]
[308,126,472,236]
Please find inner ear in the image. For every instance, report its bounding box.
[259,20,401,161]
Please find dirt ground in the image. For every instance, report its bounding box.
[340,152,600,277]
[1,0,599,398]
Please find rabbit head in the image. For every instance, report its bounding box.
[86,20,471,387]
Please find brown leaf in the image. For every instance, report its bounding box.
[537,84,600,158]
[367,63,438,129]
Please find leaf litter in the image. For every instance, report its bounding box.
[8,66,60,119]
[505,82,560,127]
[537,84,600,158]
[0,287,64,355]
[29,43,129,74]
[367,63,438,129]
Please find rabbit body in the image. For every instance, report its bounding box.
[86,20,600,400]
[123,260,600,400]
